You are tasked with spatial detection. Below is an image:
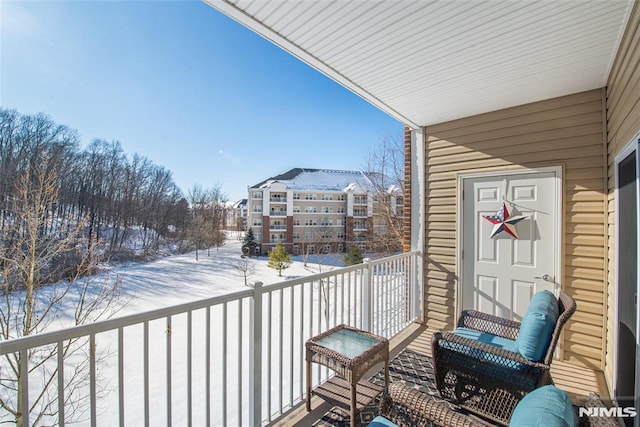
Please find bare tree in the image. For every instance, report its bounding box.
[187,183,227,260]
[207,183,227,256]
[362,133,404,254]
[233,257,256,286]
[187,184,211,261]
[0,158,121,426]
[298,222,338,326]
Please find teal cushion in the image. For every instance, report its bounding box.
[516,291,559,361]
[368,415,399,427]
[454,327,519,353]
[527,290,560,319]
[509,385,577,427]
[448,328,526,370]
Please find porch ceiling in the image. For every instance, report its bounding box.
[205,0,633,128]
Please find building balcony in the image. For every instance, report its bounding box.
[269,224,287,230]
[269,197,287,203]
[1,252,608,427]
[269,211,287,217]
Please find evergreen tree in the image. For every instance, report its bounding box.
[343,245,364,266]
[241,228,257,256]
[267,242,291,276]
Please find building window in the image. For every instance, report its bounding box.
[337,232,345,239]
[293,193,300,200]
[293,219,300,226]
[253,219,262,226]
[321,194,333,201]
[337,194,345,201]
[336,219,344,226]
[323,244,331,253]
[293,232,300,239]
[253,206,262,213]
[304,219,317,226]
[270,208,286,215]
[270,233,284,243]
[293,206,301,213]
[336,207,345,213]
[304,193,317,200]
[252,191,263,199]
[354,220,366,229]
[293,245,299,254]
[304,206,317,213]
[338,243,344,252]
[322,207,333,213]
[354,195,367,204]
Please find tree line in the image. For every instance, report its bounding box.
[0,107,226,266]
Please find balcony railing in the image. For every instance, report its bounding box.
[0,252,422,427]
[269,211,287,217]
[269,224,287,230]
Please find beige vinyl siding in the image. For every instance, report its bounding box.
[605,0,640,394]
[423,89,606,369]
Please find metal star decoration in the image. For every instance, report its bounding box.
[482,202,527,239]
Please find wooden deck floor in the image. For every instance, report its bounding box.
[270,323,610,426]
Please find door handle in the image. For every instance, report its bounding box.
[534,274,552,282]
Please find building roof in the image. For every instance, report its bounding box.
[206,0,634,128]
[250,168,375,192]
[230,199,247,209]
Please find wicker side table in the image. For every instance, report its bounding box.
[306,324,390,425]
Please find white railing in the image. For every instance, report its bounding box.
[0,251,421,427]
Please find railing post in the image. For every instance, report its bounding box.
[362,258,373,332]
[414,252,424,323]
[249,281,263,427]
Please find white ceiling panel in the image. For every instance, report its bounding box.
[206,0,634,128]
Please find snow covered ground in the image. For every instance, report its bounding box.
[3,237,351,426]
[109,238,342,317]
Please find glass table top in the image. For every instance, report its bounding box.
[314,328,379,359]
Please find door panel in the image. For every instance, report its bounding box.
[615,150,637,426]
[462,171,559,321]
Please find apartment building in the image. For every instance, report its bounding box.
[247,168,402,255]
[225,199,247,231]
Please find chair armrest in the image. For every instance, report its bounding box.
[457,310,521,340]
[379,383,490,427]
[435,331,548,370]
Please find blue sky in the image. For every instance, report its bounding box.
[1,0,402,201]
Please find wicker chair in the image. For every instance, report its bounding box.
[378,382,492,427]
[379,383,616,427]
[431,291,577,426]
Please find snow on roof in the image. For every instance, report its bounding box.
[251,168,375,192]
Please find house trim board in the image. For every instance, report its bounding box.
[410,128,426,322]
[612,131,640,406]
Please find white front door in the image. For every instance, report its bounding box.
[461,169,561,321]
